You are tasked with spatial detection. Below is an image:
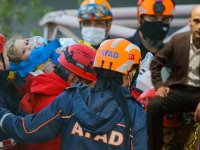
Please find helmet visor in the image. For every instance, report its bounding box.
[78,4,112,20]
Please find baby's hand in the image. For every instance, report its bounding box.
[29,36,48,48]
[55,47,66,55]
[59,38,77,47]
[156,86,170,97]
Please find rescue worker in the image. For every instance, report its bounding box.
[18,43,97,150]
[0,38,147,150]
[127,0,175,91]
[128,0,175,59]
[78,0,112,49]
[0,33,21,149]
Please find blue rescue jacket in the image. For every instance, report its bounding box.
[0,83,147,150]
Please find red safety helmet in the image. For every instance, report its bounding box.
[58,44,97,82]
[0,33,5,54]
[137,89,181,127]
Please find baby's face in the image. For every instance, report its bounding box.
[14,39,35,60]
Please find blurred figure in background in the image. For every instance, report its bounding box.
[78,0,112,49]
[127,0,175,92]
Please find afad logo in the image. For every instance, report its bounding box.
[101,50,118,58]
[71,122,124,146]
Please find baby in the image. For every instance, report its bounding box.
[7,36,77,77]
[7,36,48,63]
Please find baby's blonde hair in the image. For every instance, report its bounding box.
[6,36,23,63]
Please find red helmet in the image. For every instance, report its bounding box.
[58,44,97,82]
[137,89,181,127]
[0,33,5,54]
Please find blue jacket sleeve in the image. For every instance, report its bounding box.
[133,123,147,150]
[0,92,69,144]
[9,39,61,77]
[129,101,147,150]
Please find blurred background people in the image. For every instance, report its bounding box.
[0,33,21,150]
[127,0,175,92]
[78,0,112,48]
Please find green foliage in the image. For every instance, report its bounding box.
[30,0,54,18]
[15,5,27,24]
[77,0,82,5]
[0,0,54,38]
[30,29,43,37]
[0,0,13,37]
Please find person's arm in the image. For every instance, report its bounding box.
[130,102,147,150]
[30,39,61,63]
[133,125,147,150]
[10,40,61,77]
[150,37,174,90]
[150,37,174,97]
[0,91,69,144]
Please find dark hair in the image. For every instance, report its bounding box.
[94,68,132,149]
[54,64,71,81]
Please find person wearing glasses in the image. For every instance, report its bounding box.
[78,0,112,49]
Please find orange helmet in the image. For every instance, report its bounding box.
[93,38,141,75]
[78,0,112,20]
[0,33,5,54]
[58,44,97,82]
[137,0,175,17]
